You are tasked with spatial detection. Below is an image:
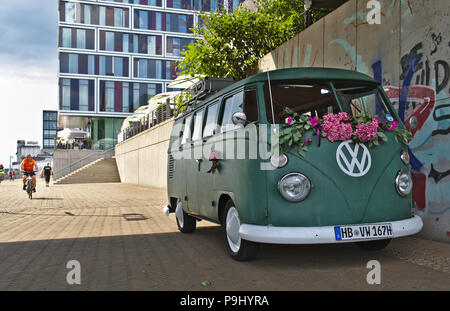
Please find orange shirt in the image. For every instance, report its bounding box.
[22,159,36,171]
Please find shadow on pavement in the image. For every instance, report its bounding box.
[2,226,445,291]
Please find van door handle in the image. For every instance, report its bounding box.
[196,159,202,171]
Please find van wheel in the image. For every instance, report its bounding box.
[175,201,196,233]
[223,200,259,261]
[356,239,391,251]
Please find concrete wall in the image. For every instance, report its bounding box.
[115,119,174,189]
[258,0,450,242]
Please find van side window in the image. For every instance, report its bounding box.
[244,89,258,122]
[203,102,220,138]
[192,109,205,141]
[181,115,193,144]
[221,91,244,133]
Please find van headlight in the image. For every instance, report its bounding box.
[395,170,412,196]
[278,173,311,202]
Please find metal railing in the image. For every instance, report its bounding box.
[53,148,115,180]
[119,101,174,143]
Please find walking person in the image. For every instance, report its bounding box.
[9,170,13,181]
[43,162,53,187]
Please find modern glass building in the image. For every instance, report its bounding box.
[43,110,58,150]
[57,0,244,150]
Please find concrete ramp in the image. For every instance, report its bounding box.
[54,158,120,184]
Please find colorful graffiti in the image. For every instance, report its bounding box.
[258,0,450,241]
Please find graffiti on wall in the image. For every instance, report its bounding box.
[258,0,450,241]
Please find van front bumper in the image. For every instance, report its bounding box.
[239,215,423,244]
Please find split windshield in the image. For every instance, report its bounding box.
[264,79,396,124]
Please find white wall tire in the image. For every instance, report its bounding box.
[175,201,196,233]
[223,200,259,261]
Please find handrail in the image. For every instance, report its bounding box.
[54,148,115,180]
[119,100,174,143]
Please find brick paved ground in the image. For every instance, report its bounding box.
[0,179,449,291]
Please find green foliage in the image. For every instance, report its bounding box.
[173,91,193,114]
[178,0,333,80]
[278,107,311,157]
[394,128,413,145]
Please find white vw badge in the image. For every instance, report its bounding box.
[336,141,372,177]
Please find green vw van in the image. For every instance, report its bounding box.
[164,68,423,261]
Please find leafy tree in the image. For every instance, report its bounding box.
[177,0,333,80]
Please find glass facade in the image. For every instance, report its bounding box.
[58,0,240,149]
[43,110,58,149]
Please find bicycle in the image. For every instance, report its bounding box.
[23,171,37,200]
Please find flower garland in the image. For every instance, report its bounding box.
[278,107,412,157]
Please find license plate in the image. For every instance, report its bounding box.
[334,223,393,241]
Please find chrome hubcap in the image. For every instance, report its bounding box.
[175,202,184,228]
[226,207,241,253]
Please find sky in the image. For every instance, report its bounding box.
[0,0,58,167]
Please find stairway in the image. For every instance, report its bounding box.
[54,158,121,184]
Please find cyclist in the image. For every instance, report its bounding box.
[0,164,4,183]
[43,162,53,187]
[20,154,38,192]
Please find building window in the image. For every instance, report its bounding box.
[99,31,162,55]
[60,79,71,110]
[59,78,94,112]
[61,53,129,77]
[123,83,130,112]
[100,80,162,113]
[60,2,129,28]
[59,28,95,49]
[134,10,193,33]
[105,81,115,112]
[79,80,90,111]
[166,36,195,57]
[62,28,71,47]
[134,58,177,80]
[65,2,76,23]
[100,0,162,6]
[167,0,223,12]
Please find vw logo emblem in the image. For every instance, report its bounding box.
[336,141,372,177]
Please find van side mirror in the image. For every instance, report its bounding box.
[232,112,248,126]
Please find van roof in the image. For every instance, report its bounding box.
[176,67,378,118]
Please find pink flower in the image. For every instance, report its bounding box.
[309,116,319,127]
[321,113,353,142]
[388,121,399,131]
[209,150,219,161]
[287,116,293,125]
[307,139,312,145]
[354,119,379,142]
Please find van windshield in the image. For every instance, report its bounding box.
[264,79,396,124]
[333,80,396,123]
[264,80,339,124]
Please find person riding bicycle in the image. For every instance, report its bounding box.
[0,164,5,183]
[20,154,38,192]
